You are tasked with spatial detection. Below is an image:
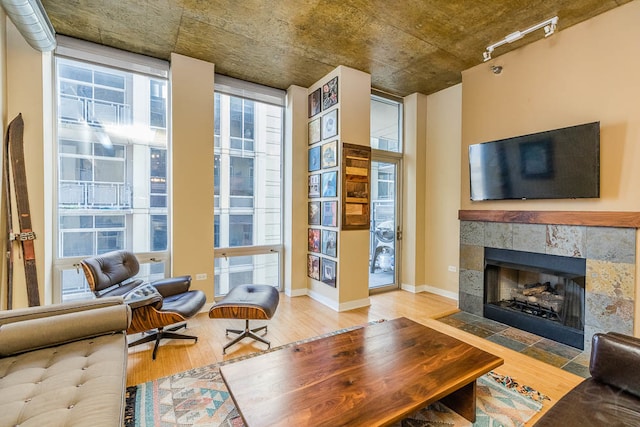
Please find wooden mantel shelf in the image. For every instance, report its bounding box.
[458,210,640,228]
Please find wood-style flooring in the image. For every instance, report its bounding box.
[126,289,583,425]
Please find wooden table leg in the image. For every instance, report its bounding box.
[440,380,477,423]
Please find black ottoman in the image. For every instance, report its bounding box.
[208,284,280,354]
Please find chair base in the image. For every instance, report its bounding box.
[128,323,198,360]
[224,319,271,354]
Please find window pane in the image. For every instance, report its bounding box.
[62,231,95,257]
[214,155,220,196]
[230,157,253,196]
[94,159,124,182]
[95,215,125,228]
[150,148,167,207]
[60,215,93,229]
[150,80,167,128]
[371,95,402,153]
[94,71,125,89]
[229,214,253,247]
[214,253,279,296]
[60,157,92,181]
[56,56,169,270]
[230,97,242,138]
[214,93,221,137]
[60,139,91,155]
[243,100,254,140]
[214,215,220,248]
[151,215,167,251]
[213,89,283,294]
[97,230,124,253]
[60,63,92,82]
[94,143,124,158]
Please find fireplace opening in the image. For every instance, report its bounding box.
[483,248,585,350]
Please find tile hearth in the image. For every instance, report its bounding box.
[438,311,590,378]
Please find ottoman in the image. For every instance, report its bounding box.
[209,284,280,354]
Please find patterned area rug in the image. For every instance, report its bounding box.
[125,323,549,427]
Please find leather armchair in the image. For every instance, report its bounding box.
[81,250,207,359]
[534,332,640,426]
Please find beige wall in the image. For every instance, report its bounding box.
[402,86,462,298]
[170,53,215,301]
[284,85,308,297]
[0,11,6,309]
[460,1,640,332]
[401,93,427,291]
[4,20,51,307]
[425,84,462,297]
[461,1,640,212]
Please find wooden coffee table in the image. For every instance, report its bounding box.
[220,317,503,426]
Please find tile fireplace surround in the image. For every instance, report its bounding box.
[458,211,637,351]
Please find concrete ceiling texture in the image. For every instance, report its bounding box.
[41,0,630,97]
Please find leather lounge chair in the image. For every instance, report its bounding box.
[81,250,206,359]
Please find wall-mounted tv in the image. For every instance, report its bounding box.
[469,122,600,201]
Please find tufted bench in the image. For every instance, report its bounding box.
[209,284,280,354]
[0,297,131,427]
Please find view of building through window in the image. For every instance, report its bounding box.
[55,56,169,301]
[213,92,283,296]
[369,94,402,290]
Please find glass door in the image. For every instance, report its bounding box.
[369,157,400,291]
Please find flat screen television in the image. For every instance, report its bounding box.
[469,122,600,201]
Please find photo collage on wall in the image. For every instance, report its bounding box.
[307,76,339,288]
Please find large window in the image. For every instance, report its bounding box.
[54,49,169,302]
[369,93,403,292]
[213,79,284,296]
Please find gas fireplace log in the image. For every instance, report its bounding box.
[522,283,549,296]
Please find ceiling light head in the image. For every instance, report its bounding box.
[483,49,493,62]
[491,65,503,74]
[544,17,558,37]
[504,31,524,43]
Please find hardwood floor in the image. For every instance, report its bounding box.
[126,289,583,425]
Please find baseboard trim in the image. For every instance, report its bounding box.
[307,289,339,311]
[307,290,371,312]
[400,283,458,301]
[338,297,371,312]
[285,287,308,297]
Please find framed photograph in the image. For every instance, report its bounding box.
[308,118,321,144]
[322,200,337,227]
[321,140,338,169]
[307,254,320,280]
[308,146,321,172]
[321,229,337,258]
[308,201,321,225]
[308,228,321,253]
[308,174,320,198]
[308,88,321,118]
[322,76,338,110]
[321,109,338,140]
[322,171,337,197]
[321,257,337,288]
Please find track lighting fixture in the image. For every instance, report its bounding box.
[483,16,558,62]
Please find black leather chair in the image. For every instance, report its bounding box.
[81,250,207,359]
[534,332,640,426]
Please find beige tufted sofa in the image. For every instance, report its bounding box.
[0,297,131,427]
